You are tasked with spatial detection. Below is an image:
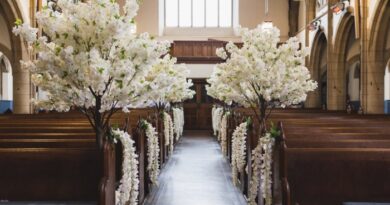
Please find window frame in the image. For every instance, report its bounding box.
[164,0,234,28]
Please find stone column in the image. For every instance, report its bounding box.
[12,41,32,114]
[305,0,320,108]
[362,0,389,114]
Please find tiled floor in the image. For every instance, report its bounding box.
[144,130,247,205]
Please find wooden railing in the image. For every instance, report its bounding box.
[170,40,243,64]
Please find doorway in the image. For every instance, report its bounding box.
[183,79,213,130]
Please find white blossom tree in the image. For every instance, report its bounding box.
[13,0,170,148]
[207,25,317,205]
[144,54,195,110]
[207,25,317,133]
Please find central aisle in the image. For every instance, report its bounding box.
[144,130,247,205]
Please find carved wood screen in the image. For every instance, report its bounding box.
[183,78,214,130]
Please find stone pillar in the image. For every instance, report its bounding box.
[327,0,348,111]
[362,0,389,114]
[13,70,31,114]
[305,0,320,108]
[12,40,32,114]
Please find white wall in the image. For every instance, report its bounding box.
[2,72,13,101]
[187,64,215,78]
[135,0,290,40]
[0,54,13,101]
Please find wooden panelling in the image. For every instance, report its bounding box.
[183,79,213,130]
[170,40,243,64]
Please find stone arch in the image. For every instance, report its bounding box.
[330,12,359,111]
[365,0,390,113]
[306,30,327,108]
[0,0,31,113]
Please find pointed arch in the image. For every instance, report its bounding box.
[307,30,327,108]
[0,0,32,113]
[331,12,359,111]
[365,0,390,113]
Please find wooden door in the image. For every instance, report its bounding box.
[183,79,214,130]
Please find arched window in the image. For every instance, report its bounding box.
[165,0,234,28]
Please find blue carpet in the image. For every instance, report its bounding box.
[0,202,95,205]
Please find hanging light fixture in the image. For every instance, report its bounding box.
[331,1,350,14]
[307,20,321,31]
[261,0,273,30]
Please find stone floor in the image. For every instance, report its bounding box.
[144,130,247,205]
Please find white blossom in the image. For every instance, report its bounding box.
[212,106,224,136]
[248,133,275,205]
[172,107,185,140]
[163,112,174,154]
[144,121,160,186]
[112,128,139,205]
[13,0,170,113]
[219,113,228,156]
[207,26,317,108]
[231,122,247,186]
[144,55,195,106]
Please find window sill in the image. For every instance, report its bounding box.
[163,27,238,37]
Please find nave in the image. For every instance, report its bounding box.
[144,131,247,205]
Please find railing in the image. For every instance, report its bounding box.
[170,40,243,64]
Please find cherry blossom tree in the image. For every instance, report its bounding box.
[13,0,170,148]
[207,25,317,205]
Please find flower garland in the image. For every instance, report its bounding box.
[111,128,139,205]
[163,112,174,154]
[212,107,224,136]
[248,133,275,205]
[219,113,228,156]
[172,107,184,141]
[231,122,247,186]
[144,121,160,186]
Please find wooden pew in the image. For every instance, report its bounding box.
[0,109,155,204]
[229,108,390,205]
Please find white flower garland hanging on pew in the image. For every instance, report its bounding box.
[172,107,184,141]
[111,128,139,205]
[231,121,247,186]
[143,121,160,186]
[163,112,174,154]
[219,113,228,156]
[212,107,224,136]
[248,133,275,205]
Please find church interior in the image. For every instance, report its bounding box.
[0,0,390,205]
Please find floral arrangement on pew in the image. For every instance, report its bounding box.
[231,121,248,186]
[163,111,174,154]
[172,106,185,140]
[111,128,139,205]
[207,25,317,205]
[141,120,160,186]
[212,106,224,136]
[144,55,195,154]
[219,112,229,156]
[13,0,170,204]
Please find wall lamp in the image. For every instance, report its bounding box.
[331,1,350,14]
